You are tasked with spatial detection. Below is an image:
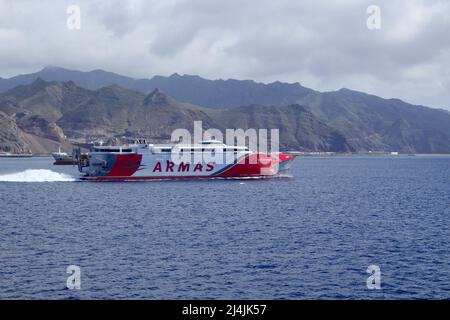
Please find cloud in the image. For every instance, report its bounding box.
[0,0,449,109]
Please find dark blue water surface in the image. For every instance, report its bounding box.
[0,156,449,299]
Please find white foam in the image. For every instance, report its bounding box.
[0,169,76,182]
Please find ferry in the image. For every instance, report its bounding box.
[52,146,76,165]
[74,139,297,181]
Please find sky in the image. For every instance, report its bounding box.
[0,0,449,109]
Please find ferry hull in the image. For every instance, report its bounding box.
[53,159,76,165]
[75,142,298,181]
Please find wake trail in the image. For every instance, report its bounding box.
[0,169,76,182]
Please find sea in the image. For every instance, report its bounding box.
[0,155,449,299]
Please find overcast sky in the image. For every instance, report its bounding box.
[0,0,449,109]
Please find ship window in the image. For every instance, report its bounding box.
[160,148,171,152]
[95,148,133,153]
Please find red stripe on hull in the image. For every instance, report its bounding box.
[107,154,143,177]
[278,153,297,162]
[217,154,278,177]
[81,153,296,181]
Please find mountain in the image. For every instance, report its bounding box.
[0,66,315,108]
[1,68,450,154]
[0,110,29,153]
[0,66,138,94]
[58,87,217,140]
[143,74,315,108]
[1,77,92,122]
[0,79,351,153]
[293,88,450,153]
[210,104,350,151]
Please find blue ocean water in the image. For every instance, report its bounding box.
[0,156,449,299]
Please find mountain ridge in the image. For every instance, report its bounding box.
[0,66,318,108]
[0,79,353,153]
[1,69,450,154]
[1,66,447,112]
